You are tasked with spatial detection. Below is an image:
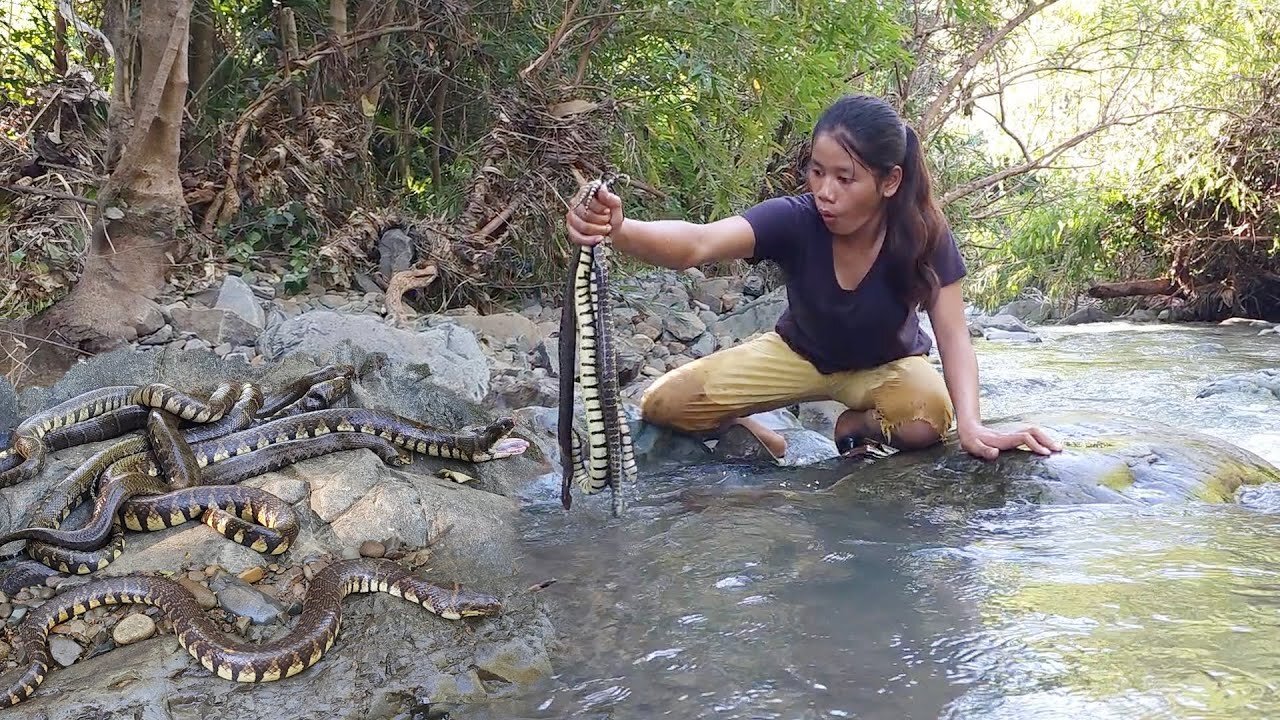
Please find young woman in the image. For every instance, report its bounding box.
[564,94,1062,461]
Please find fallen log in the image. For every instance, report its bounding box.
[1087,277,1173,299]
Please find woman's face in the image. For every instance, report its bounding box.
[806,131,901,238]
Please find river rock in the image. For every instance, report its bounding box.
[997,298,1053,325]
[1196,368,1280,401]
[823,411,1280,506]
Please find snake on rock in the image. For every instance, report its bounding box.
[0,557,503,709]
[0,368,528,575]
[559,173,638,517]
[0,382,240,487]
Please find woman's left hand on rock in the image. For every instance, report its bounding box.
[959,422,1063,460]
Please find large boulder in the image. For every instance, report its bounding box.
[257,312,490,403]
[821,411,1280,506]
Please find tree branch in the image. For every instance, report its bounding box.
[940,105,1204,207]
[917,0,1061,139]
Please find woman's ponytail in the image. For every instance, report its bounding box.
[886,124,946,310]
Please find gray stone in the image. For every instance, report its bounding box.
[983,328,1042,343]
[256,312,490,402]
[712,287,786,343]
[1059,306,1113,325]
[377,228,415,280]
[170,307,261,346]
[449,312,544,353]
[1197,368,1280,401]
[211,576,286,625]
[49,635,82,667]
[138,324,174,345]
[996,298,1053,324]
[663,310,707,342]
[215,274,266,329]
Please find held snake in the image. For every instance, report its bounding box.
[559,173,638,516]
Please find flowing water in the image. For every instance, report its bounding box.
[482,322,1280,720]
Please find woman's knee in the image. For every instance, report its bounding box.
[840,356,954,450]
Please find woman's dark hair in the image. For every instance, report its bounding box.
[812,94,949,309]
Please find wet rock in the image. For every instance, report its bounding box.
[1220,317,1274,328]
[473,637,554,685]
[1059,305,1112,325]
[996,298,1053,324]
[1197,368,1280,401]
[982,328,1042,343]
[824,411,1280,505]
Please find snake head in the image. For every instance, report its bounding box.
[453,588,503,618]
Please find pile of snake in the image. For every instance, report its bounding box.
[0,364,525,709]
[558,173,639,517]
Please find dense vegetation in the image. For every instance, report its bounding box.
[1,0,1277,327]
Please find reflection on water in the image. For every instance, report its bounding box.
[478,322,1280,719]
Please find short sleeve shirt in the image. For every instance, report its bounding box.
[741,193,966,374]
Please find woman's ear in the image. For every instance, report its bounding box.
[880,165,904,198]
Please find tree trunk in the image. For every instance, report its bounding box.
[188,0,214,121]
[10,0,194,386]
[1086,277,1174,299]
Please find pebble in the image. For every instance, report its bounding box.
[177,577,218,610]
[49,636,82,667]
[0,591,6,603]
[51,619,88,637]
[113,614,157,645]
[9,607,27,624]
[238,566,265,584]
[341,546,362,560]
[359,540,386,558]
[0,641,10,661]
[0,602,11,620]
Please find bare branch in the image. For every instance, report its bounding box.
[940,104,1214,207]
[917,0,1062,139]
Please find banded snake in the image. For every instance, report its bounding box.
[558,173,639,516]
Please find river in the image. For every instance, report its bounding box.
[475,321,1278,720]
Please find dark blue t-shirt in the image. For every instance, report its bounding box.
[741,193,967,374]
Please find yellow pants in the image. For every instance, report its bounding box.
[638,331,955,442]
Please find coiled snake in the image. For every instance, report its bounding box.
[0,557,502,709]
[558,173,639,517]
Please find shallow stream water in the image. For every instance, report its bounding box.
[485,322,1279,720]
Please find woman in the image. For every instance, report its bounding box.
[564,93,1062,461]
